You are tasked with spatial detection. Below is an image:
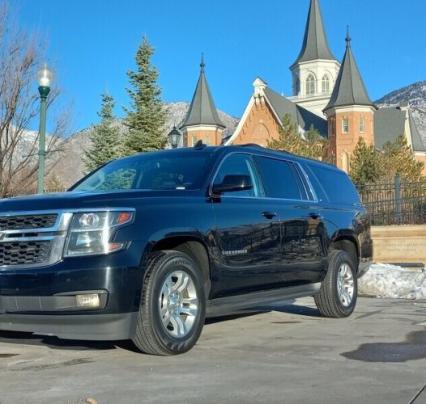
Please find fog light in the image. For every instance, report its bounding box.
[76,294,100,308]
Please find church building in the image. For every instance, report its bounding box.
[177,0,426,173]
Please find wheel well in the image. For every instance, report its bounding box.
[151,237,211,294]
[330,238,359,269]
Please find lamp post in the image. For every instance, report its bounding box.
[168,125,182,149]
[37,64,52,194]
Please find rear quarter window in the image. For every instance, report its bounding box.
[305,163,360,205]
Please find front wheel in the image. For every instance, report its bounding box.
[314,250,357,318]
[132,250,206,355]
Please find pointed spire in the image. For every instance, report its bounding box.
[292,0,336,67]
[200,53,205,72]
[181,56,225,129]
[345,25,351,47]
[324,34,374,112]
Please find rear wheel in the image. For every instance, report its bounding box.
[132,250,206,355]
[314,250,357,318]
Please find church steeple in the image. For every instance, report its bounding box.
[181,55,225,130]
[324,30,374,112]
[324,31,376,173]
[292,0,335,67]
[181,56,225,146]
[290,0,340,117]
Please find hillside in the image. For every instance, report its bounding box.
[55,102,239,187]
[376,81,426,143]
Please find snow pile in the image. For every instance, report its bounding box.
[358,264,426,300]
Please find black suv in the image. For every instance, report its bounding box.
[0,145,372,355]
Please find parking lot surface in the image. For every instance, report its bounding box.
[1,297,426,404]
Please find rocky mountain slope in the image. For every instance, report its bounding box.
[55,102,239,187]
[376,81,426,143]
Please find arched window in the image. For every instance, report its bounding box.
[294,77,300,95]
[359,115,366,133]
[306,74,316,96]
[322,75,330,94]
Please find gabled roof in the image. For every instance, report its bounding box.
[324,34,374,112]
[264,87,328,136]
[292,0,336,67]
[374,107,406,149]
[373,106,426,152]
[180,57,225,129]
[408,110,426,152]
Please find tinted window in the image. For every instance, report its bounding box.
[214,154,260,197]
[255,156,303,200]
[307,164,360,205]
[72,152,213,192]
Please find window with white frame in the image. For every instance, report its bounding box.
[342,118,349,134]
[322,75,330,94]
[306,74,316,96]
[360,115,366,133]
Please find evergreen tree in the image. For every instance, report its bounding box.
[349,137,384,186]
[124,36,167,154]
[83,93,121,173]
[268,114,328,161]
[382,135,424,182]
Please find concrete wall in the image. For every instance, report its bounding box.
[371,225,426,264]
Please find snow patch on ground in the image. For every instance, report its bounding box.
[359,263,426,300]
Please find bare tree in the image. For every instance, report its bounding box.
[0,3,69,197]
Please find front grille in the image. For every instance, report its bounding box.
[0,214,57,231]
[0,241,52,266]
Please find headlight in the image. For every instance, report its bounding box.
[64,210,134,257]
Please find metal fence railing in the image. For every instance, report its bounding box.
[357,176,426,226]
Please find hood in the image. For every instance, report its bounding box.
[0,189,202,213]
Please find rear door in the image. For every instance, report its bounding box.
[210,153,283,297]
[253,155,327,284]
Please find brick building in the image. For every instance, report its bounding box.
[175,0,426,173]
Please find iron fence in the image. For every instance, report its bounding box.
[357,176,426,226]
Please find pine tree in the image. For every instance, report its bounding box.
[382,135,424,182]
[268,114,328,161]
[83,93,121,173]
[349,137,384,186]
[123,37,167,154]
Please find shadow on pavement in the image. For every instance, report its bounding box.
[0,301,320,352]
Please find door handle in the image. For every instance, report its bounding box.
[262,211,277,220]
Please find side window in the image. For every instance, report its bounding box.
[307,164,360,205]
[254,156,304,200]
[214,154,260,197]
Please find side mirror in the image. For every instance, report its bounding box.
[212,175,253,195]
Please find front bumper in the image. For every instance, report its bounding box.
[0,241,148,340]
[0,312,138,340]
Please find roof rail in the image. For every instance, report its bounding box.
[239,143,265,149]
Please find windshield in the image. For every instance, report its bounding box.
[71,151,214,193]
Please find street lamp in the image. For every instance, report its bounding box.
[37,64,52,193]
[168,125,182,149]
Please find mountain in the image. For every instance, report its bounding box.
[55,102,239,188]
[376,81,426,143]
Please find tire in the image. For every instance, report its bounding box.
[132,250,206,355]
[314,250,357,318]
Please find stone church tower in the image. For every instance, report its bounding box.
[323,32,376,172]
[180,57,225,146]
[290,0,341,117]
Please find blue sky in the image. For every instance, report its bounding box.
[16,0,426,133]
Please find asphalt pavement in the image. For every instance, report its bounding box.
[1,297,426,404]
